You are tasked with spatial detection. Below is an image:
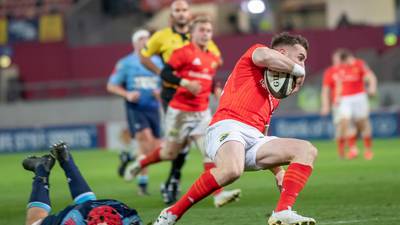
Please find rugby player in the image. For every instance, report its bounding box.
[108,29,162,195]
[153,32,317,225]
[23,142,143,225]
[321,49,377,160]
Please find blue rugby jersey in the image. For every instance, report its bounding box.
[108,53,163,109]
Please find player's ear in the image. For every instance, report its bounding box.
[277,48,286,55]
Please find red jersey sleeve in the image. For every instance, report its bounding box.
[168,48,187,70]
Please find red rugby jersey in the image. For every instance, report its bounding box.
[210,44,280,133]
[168,43,220,112]
[323,59,367,103]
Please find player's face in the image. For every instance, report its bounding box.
[171,1,190,27]
[191,22,213,48]
[134,36,149,51]
[283,44,307,67]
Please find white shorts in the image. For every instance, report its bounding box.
[205,119,277,171]
[165,107,211,144]
[335,93,369,122]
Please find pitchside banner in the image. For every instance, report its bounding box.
[0,125,99,153]
[269,111,400,139]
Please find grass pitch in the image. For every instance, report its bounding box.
[0,139,399,225]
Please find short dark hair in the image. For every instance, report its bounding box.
[271,32,309,51]
[334,48,353,61]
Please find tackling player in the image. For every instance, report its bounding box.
[23,142,143,225]
[153,32,317,225]
[321,49,377,160]
[134,0,223,204]
[107,29,162,195]
[123,16,241,208]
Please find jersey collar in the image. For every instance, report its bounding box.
[171,26,189,41]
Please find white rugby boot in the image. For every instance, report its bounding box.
[153,208,178,225]
[123,160,142,182]
[267,208,316,225]
[213,189,241,208]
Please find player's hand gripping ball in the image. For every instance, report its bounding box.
[264,70,296,99]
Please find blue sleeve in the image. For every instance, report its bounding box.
[151,55,164,71]
[108,60,126,85]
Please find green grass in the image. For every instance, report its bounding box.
[0,139,399,225]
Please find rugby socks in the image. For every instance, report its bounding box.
[336,138,345,158]
[203,162,223,195]
[59,155,95,204]
[165,151,188,185]
[27,165,51,212]
[363,136,372,150]
[363,136,374,160]
[275,163,312,212]
[347,135,357,150]
[137,175,149,192]
[169,170,221,218]
[139,147,161,168]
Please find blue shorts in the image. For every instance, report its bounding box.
[125,102,161,138]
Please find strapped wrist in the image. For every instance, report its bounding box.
[291,63,305,77]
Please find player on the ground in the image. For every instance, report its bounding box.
[107,29,162,195]
[321,48,377,160]
[153,32,317,225]
[23,141,143,225]
[130,0,223,204]
[123,16,241,208]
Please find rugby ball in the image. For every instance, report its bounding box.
[264,70,296,99]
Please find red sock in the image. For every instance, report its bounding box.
[275,163,313,212]
[168,170,221,218]
[363,136,372,150]
[203,162,223,195]
[139,147,161,168]
[337,138,345,158]
[347,135,357,149]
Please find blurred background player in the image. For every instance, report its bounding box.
[137,0,222,204]
[153,32,317,225]
[321,50,354,158]
[321,48,377,160]
[123,16,241,208]
[22,142,143,225]
[107,29,162,195]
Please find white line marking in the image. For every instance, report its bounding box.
[319,217,400,225]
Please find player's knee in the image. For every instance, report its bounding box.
[308,142,318,160]
[302,141,318,161]
[221,167,243,182]
[160,148,178,160]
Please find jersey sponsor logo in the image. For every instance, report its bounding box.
[134,76,159,89]
[188,71,213,80]
[192,57,202,65]
[219,132,230,142]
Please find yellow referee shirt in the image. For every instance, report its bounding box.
[141,27,221,63]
